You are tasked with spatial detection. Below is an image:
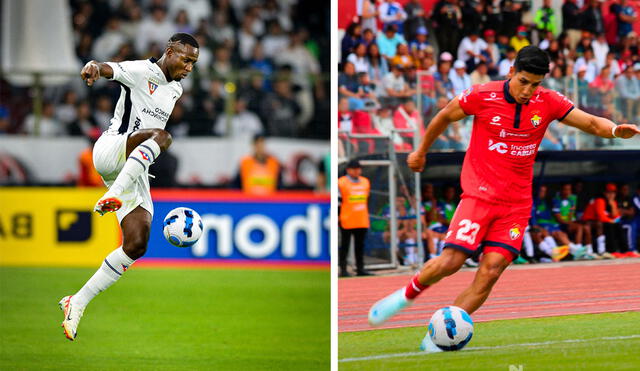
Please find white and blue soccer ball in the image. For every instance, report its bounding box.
[428,306,474,351]
[162,207,203,248]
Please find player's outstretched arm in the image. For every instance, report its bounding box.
[407,97,468,172]
[80,61,114,86]
[560,108,640,139]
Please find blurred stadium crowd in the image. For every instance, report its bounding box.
[338,0,640,154]
[0,0,330,140]
[372,181,640,268]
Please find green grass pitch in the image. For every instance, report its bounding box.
[0,266,329,370]
[339,312,640,370]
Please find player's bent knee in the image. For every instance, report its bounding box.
[152,130,172,151]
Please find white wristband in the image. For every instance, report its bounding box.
[611,125,618,138]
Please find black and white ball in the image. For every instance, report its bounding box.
[162,207,203,248]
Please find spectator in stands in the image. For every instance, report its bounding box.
[590,64,615,103]
[562,0,582,49]
[173,9,195,35]
[450,60,472,96]
[23,102,63,137]
[357,72,380,110]
[262,20,288,59]
[393,98,423,143]
[574,48,598,83]
[56,90,78,129]
[544,65,565,92]
[361,28,376,48]
[460,0,483,38]
[470,61,491,85]
[339,61,366,110]
[592,33,609,69]
[390,43,415,70]
[616,65,640,121]
[338,97,356,155]
[432,0,462,55]
[538,30,555,51]
[430,96,465,150]
[238,13,258,62]
[483,29,500,76]
[604,51,622,80]
[92,16,127,62]
[553,183,596,259]
[68,101,98,137]
[501,0,526,37]
[408,27,430,58]
[94,95,113,132]
[347,42,370,73]
[338,159,372,276]
[613,0,637,41]
[510,25,530,52]
[367,43,390,97]
[581,0,605,37]
[618,184,639,256]
[378,0,408,35]
[214,97,264,139]
[498,47,517,78]
[434,55,455,99]
[582,183,627,258]
[534,0,556,42]
[260,78,302,137]
[119,3,143,41]
[341,22,362,64]
[404,0,428,41]
[236,134,281,195]
[377,24,407,61]
[382,64,414,105]
[135,5,176,55]
[274,29,321,126]
[457,30,488,70]
[361,0,379,35]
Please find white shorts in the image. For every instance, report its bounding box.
[92,133,154,222]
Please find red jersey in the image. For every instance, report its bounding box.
[457,80,574,205]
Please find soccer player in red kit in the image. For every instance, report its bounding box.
[368,46,640,350]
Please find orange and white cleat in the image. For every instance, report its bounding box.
[59,296,85,341]
[94,190,122,216]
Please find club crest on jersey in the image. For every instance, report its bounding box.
[148,78,159,95]
[530,111,542,127]
[139,149,150,161]
[509,225,521,240]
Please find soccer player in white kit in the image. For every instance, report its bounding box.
[58,33,199,341]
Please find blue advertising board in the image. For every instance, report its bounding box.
[145,191,330,262]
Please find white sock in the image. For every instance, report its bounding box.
[71,246,135,308]
[539,240,553,256]
[544,236,558,248]
[597,235,606,254]
[569,243,583,254]
[109,139,160,194]
[523,232,534,258]
[586,244,594,255]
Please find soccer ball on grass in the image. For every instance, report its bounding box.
[428,306,474,351]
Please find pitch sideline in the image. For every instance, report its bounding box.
[339,334,640,362]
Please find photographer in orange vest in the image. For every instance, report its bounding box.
[238,134,281,195]
[338,159,373,277]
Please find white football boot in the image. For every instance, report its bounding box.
[59,296,85,341]
[368,288,412,326]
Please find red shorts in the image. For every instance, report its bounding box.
[442,196,531,262]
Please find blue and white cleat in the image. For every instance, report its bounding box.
[419,332,444,353]
[368,288,412,326]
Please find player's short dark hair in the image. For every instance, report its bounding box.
[168,33,199,49]
[514,45,550,75]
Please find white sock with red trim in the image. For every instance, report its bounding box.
[109,139,160,195]
[71,246,135,308]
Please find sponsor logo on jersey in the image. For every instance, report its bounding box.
[509,224,521,240]
[499,129,530,138]
[483,92,501,101]
[148,77,160,95]
[491,115,502,125]
[488,139,508,154]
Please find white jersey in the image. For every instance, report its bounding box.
[104,58,182,135]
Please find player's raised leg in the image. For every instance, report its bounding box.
[94,129,171,215]
[368,248,468,326]
[59,207,151,340]
[452,251,511,314]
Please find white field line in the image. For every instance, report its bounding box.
[339,334,640,363]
